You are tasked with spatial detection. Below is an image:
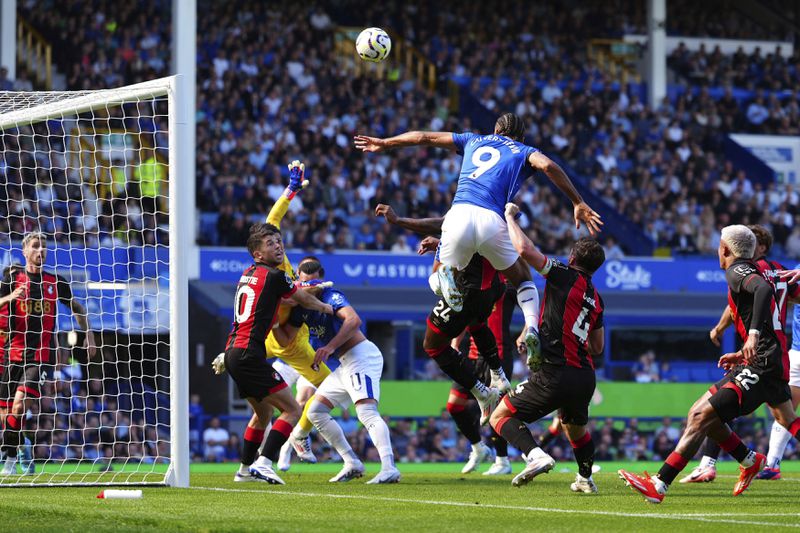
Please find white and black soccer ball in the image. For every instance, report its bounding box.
[355,27,391,63]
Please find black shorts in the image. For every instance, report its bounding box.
[708,364,791,423]
[503,363,596,426]
[224,348,288,401]
[427,284,504,340]
[0,361,50,408]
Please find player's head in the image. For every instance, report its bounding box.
[568,237,605,275]
[494,112,526,141]
[297,256,325,282]
[247,222,283,266]
[747,224,772,258]
[719,224,756,268]
[22,231,47,270]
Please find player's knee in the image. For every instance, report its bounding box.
[489,405,509,430]
[306,399,332,428]
[355,400,382,429]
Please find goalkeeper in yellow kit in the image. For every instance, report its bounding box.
[213,160,330,467]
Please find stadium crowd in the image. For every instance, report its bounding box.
[14,0,800,258]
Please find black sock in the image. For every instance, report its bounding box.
[496,416,537,457]
[2,415,20,458]
[261,419,293,462]
[447,400,481,444]
[657,452,689,485]
[469,324,501,370]
[718,433,751,463]
[570,433,595,478]
[428,346,480,390]
[241,426,265,466]
[702,437,721,459]
[490,428,508,458]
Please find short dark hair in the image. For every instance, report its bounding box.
[747,224,772,255]
[246,222,281,257]
[494,112,526,140]
[571,237,605,274]
[297,256,325,278]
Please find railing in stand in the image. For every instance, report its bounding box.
[17,17,52,90]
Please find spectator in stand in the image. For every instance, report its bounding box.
[633,350,660,383]
[202,417,229,463]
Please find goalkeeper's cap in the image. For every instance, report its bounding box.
[22,231,46,248]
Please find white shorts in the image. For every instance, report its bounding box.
[789,349,800,388]
[316,340,383,408]
[439,203,519,271]
[271,358,315,392]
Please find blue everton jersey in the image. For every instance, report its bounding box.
[289,288,352,355]
[451,132,538,217]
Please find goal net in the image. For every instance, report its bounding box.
[0,77,188,487]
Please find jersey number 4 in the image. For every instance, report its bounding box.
[468,147,501,179]
[571,307,591,343]
[234,285,256,324]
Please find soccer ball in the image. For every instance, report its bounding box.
[355,27,391,63]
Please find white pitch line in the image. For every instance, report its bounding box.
[188,486,800,528]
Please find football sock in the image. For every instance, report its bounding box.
[718,432,754,466]
[788,418,800,441]
[241,426,266,466]
[539,424,560,449]
[698,455,717,469]
[295,396,315,436]
[490,428,508,458]
[516,281,540,330]
[468,324,501,370]
[356,402,395,469]
[494,415,537,457]
[447,398,481,444]
[767,420,792,469]
[657,451,689,485]
[261,418,293,463]
[2,415,20,458]
[569,432,595,479]
[701,437,721,460]
[425,345,480,390]
[307,401,359,463]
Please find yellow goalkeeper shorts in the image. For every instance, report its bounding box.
[265,325,330,387]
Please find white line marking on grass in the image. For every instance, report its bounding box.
[188,486,800,527]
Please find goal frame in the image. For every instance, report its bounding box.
[0,75,190,488]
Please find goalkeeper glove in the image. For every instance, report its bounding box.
[284,160,309,199]
[297,279,333,289]
[212,352,226,375]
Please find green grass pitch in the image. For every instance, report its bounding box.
[1,461,799,531]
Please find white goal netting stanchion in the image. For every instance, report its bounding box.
[0,77,188,487]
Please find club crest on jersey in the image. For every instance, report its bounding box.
[284,273,292,285]
[734,264,755,276]
[47,285,54,295]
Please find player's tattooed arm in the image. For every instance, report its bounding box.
[375,204,444,236]
[354,131,457,152]
[528,152,603,237]
[504,203,547,272]
[709,306,733,346]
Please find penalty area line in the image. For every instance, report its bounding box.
[187,486,800,527]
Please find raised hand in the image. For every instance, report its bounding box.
[574,202,603,236]
[375,204,398,224]
[287,160,309,193]
[418,236,440,255]
[354,135,386,153]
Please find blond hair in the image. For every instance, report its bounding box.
[720,225,756,259]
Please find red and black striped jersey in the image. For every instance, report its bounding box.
[538,258,604,370]
[726,259,785,379]
[225,262,297,358]
[0,269,72,363]
[461,253,502,292]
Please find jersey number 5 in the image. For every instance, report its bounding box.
[469,147,501,179]
[234,285,256,324]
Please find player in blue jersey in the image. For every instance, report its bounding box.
[355,113,602,373]
[273,257,400,484]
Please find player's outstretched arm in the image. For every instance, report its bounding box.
[354,131,457,153]
[288,286,334,315]
[266,160,309,228]
[504,203,547,272]
[375,204,444,235]
[528,152,603,236]
[709,306,733,347]
[777,268,800,285]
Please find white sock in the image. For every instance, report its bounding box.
[356,402,395,469]
[767,421,792,469]
[238,463,250,475]
[253,455,272,468]
[307,401,359,463]
[516,281,540,330]
[496,455,509,464]
[740,450,756,468]
[527,446,549,461]
[291,425,310,440]
[699,455,716,469]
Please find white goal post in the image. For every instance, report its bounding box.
[0,76,189,487]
